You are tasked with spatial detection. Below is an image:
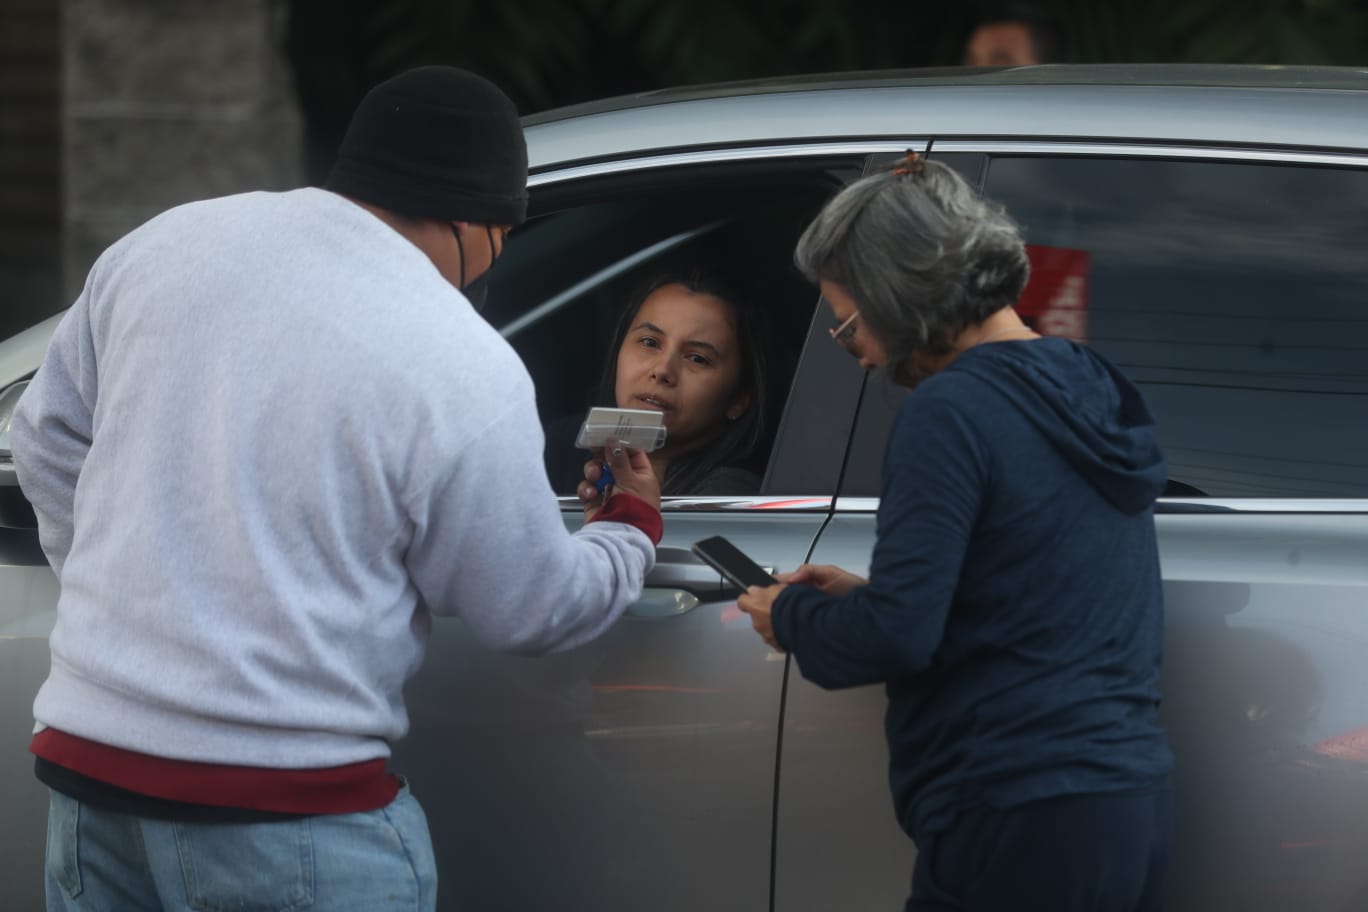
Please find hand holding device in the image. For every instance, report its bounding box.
[780,563,867,597]
[691,536,779,591]
[696,536,785,652]
[575,419,662,519]
[576,407,667,493]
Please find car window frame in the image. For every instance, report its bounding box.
[510,142,927,514]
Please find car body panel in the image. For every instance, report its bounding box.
[0,311,62,391]
[524,64,1368,128]
[0,495,55,908]
[526,71,1368,172]
[771,513,909,912]
[776,511,1368,911]
[389,509,825,910]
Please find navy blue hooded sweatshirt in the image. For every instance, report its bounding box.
[773,336,1173,841]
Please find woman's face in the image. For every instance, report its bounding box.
[614,284,751,454]
[820,279,887,371]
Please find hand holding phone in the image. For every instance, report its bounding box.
[780,564,867,597]
[699,536,785,652]
[691,536,778,591]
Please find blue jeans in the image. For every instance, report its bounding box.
[44,783,437,912]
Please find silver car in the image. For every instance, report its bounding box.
[5,64,1368,910]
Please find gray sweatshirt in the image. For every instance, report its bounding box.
[12,187,655,769]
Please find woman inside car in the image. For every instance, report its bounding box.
[548,266,772,497]
[737,153,1174,912]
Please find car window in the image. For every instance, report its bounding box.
[490,159,862,497]
[988,156,1368,498]
[840,154,1368,499]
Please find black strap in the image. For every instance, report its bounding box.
[35,757,308,823]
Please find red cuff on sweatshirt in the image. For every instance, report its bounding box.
[588,492,663,545]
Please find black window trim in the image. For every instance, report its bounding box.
[929,140,1368,170]
[527,140,927,189]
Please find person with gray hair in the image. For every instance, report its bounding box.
[738,153,1173,911]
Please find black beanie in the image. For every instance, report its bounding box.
[325,66,528,226]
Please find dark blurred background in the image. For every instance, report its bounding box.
[3,0,1366,339]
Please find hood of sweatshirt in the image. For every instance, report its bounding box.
[946,336,1167,514]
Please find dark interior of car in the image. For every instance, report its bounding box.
[491,164,850,494]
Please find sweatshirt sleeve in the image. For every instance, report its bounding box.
[772,392,988,689]
[403,394,658,657]
[10,298,99,579]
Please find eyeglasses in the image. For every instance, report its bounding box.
[829,310,860,351]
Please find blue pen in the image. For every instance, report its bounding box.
[595,463,615,494]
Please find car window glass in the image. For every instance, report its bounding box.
[841,155,1368,500]
[984,157,1368,498]
[489,163,859,497]
[928,151,986,191]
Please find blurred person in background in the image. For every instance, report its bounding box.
[13,65,661,912]
[738,153,1171,912]
[962,1,1065,66]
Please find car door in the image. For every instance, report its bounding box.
[0,529,53,912]
[1,335,61,911]
[387,147,882,911]
[774,142,1368,912]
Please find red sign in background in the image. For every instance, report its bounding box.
[1019,244,1091,342]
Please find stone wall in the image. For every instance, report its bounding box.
[61,0,303,304]
[0,0,61,340]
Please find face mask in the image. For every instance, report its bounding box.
[461,266,493,312]
[452,224,501,313]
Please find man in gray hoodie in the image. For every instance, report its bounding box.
[13,66,661,912]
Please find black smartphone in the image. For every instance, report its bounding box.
[691,535,778,590]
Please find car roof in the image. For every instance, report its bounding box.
[523,64,1368,171]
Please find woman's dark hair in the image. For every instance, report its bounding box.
[793,155,1029,387]
[597,267,771,496]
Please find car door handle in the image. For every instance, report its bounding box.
[645,547,728,595]
[640,547,776,601]
[626,547,732,619]
[627,588,702,619]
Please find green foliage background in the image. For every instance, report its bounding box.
[286,0,1367,180]
[1054,0,1367,66]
